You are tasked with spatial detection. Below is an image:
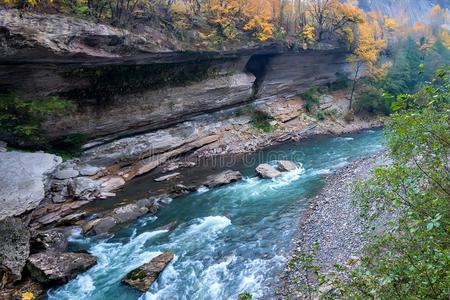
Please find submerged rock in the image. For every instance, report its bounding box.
[277,160,298,172]
[82,217,117,235]
[256,164,282,178]
[203,170,242,188]
[122,252,174,292]
[27,252,97,285]
[0,151,62,220]
[112,204,149,224]
[0,217,31,282]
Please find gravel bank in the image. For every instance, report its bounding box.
[280,151,390,296]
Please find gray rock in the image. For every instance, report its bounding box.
[203,170,242,188]
[0,217,31,282]
[27,252,97,285]
[122,252,174,292]
[162,161,196,173]
[0,151,62,220]
[154,172,180,182]
[53,169,79,180]
[135,198,160,214]
[0,140,6,152]
[78,165,101,176]
[156,221,178,232]
[30,229,68,254]
[112,204,149,224]
[52,194,66,203]
[277,160,298,172]
[70,177,101,200]
[256,164,282,179]
[82,217,117,235]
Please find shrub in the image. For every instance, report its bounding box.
[301,86,322,112]
[344,110,355,122]
[0,93,74,147]
[354,86,391,115]
[238,292,252,300]
[314,110,325,120]
[235,106,276,132]
[327,72,351,91]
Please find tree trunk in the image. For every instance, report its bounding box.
[349,61,362,110]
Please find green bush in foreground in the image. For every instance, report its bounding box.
[343,67,449,299]
[291,67,449,299]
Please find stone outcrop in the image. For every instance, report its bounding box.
[256,51,351,100]
[30,229,68,254]
[0,217,31,282]
[0,151,62,220]
[82,198,159,235]
[256,164,282,179]
[122,252,174,292]
[27,252,97,285]
[203,170,243,188]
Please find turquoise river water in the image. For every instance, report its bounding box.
[47,128,385,300]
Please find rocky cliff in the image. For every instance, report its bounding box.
[0,9,351,146]
[358,0,449,23]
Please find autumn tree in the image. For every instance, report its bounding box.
[347,13,387,109]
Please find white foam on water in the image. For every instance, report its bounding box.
[178,216,231,241]
[138,215,158,227]
[268,166,305,189]
[160,197,173,204]
[48,230,168,300]
[197,186,210,193]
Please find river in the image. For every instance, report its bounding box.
[47,128,385,300]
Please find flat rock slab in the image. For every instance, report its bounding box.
[0,151,62,220]
[154,172,180,182]
[122,252,174,292]
[27,252,97,285]
[203,170,242,188]
[256,163,282,178]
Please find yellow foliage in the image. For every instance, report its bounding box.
[301,24,315,48]
[383,17,397,32]
[21,292,35,300]
[353,19,386,67]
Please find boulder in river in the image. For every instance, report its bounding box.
[82,216,117,235]
[122,252,174,292]
[256,164,282,178]
[203,170,242,188]
[27,252,97,285]
[276,160,298,172]
[0,217,31,282]
[112,204,149,224]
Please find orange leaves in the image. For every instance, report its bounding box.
[244,15,274,41]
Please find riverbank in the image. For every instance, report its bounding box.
[280,151,391,298]
[0,126,384,299]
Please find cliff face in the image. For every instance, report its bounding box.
[0,10,351,145]
[358,0,449,23]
